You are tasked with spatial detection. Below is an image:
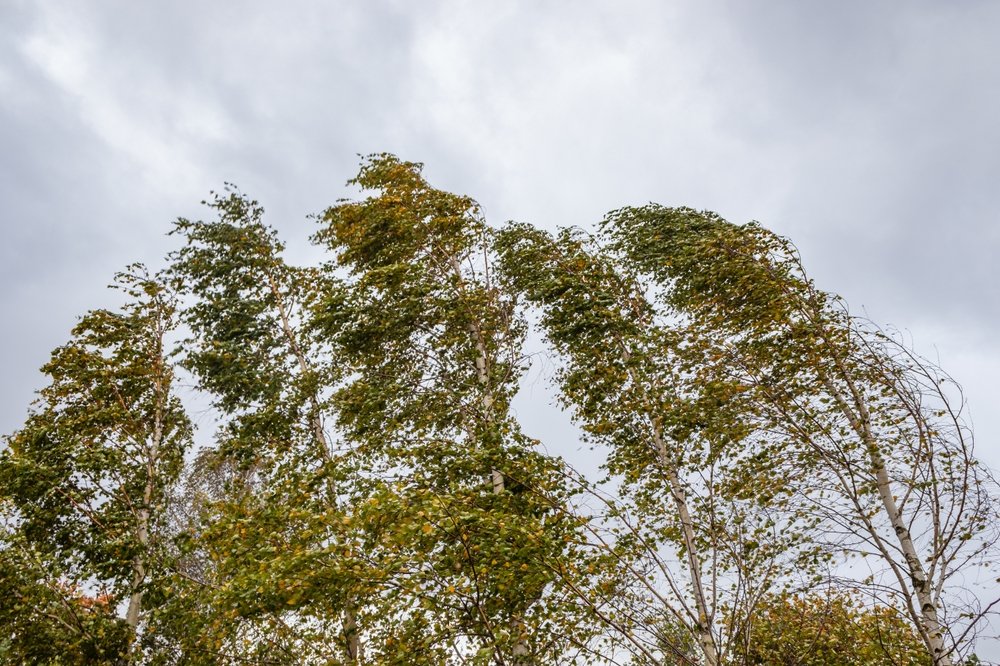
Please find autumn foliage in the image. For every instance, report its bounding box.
[1,155,996,665]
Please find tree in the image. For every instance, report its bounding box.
[165,188,365,663]
[496,225,818,666]
[599,205,1000,665]
[0,267,191,660]
[4,155,997,666]
[314,154,597,664]
[162,163,598,664]
[0,520,131,665]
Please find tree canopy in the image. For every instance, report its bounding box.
[1,155,996,666]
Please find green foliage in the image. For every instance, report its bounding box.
[314,154,599,664]
[600,204,998,665]
[316,155,524,451]
[0,267,191,659]
[0,516,131,664]
[733,590,929,665]
[2,155,995,665]
[496,222,819,665]
[169,188,337,466]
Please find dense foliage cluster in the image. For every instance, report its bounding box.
[2,155,996,665]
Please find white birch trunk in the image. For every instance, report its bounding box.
[822,364,953,666]
[126,504,149,630]
[654,426,719,666]
[454,255,534,665]
[620,342,720,666]
[268,275,364,662]
[128,336,165,633]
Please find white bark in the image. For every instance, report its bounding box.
[268,274,363,662]
[655,425,719,666]
[126,504,149,630]
[451,254,535,664]
[345,596,361,662]
[127,318,166,633]
[619,343,720,666]
[821,354,953,666]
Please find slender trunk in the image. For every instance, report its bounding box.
[267,276,334,469]
[451,255,532,665]
[128,351,163,633]
[126,467,154,644]
[473,316,533,665]
[821,368,952,666]
[452,255,503,490]
[654,424,719,666]
[470,317,504,491]
[126,506,149,629]
[345,596,361,662]
[618,341,719,666]
[267,275,362,662]
[871,450,952,665]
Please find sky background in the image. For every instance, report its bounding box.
[2,0,1000,648]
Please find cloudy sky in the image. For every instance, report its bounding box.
[3,2,999,475]
[3,0,1000,658]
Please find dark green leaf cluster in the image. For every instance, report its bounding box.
[2,155,995,666]
[1,268,191,661]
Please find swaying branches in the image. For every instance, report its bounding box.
[600,204,1000,665]
[2,157,997,666]
[1,267,191,661]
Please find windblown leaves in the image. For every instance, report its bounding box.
[496,222,816,666]
[600,205,998,666]
[314,155,599,664]
[0,267,191,658]
[3,156,995,666]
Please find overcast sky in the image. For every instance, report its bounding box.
[3,0,999,525]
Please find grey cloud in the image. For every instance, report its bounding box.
[2,0,999,508]
[684,3,1000,333]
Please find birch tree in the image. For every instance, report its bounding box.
[601,204,1000,665]
[164,190,369,664]
[0,267,191,660]
[314,155,596,664]
[6,154,996,666]
[496,225,817,666]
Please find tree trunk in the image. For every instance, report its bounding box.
[458,255,532,664]
[128,361,162,632]
[822,367,952,666]
[345,596,362,662]
[654,426,719,666]
[126,507,148,630]
[871,451,952,666]
[268,275,363,662]
[619,341,719,666]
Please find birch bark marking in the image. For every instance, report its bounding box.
[266,274,333,467]
[618,341,719,666]
[344,599,361,662]
[447,254,535,664]
[448,255,505,492]
[821,367,952,666]
[472,317,506,495]
[762,251,955,664]
[126,502,150,629]
[656,428,719,666]
[127,300,167,632]
[265,274,363,663]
